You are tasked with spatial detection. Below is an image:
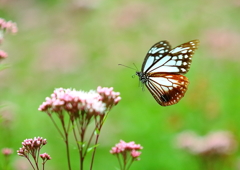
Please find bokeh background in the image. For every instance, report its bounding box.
[0,0,240,169]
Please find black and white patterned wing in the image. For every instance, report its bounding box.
[141,41,171,73]
[145,74,189,106]
[146,40,199,75]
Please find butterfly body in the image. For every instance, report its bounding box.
[136,40,199,106]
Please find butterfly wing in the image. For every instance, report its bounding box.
[144,39,199,74]
[145,74,189,106]
[141,40,171,73]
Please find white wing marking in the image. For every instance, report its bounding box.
[150,77,173,86]
[151,66,180,73]
[181,68,186,72]
[149,47,165,54]
[176,61,182,66]
[146,56,171,72]
[143,57,155,72]
[170,47,190,54]
[162,86,169,92]
[165,60,176,65]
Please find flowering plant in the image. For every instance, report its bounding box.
[110,140,143,170]
[1,148,13,170]
[0,17,143,170]
[176,130,237,170]
[17,137,51,170]
[0,18,17,170]
[38,86,121,170]
[0,18,17,72]
[0,18,17,63]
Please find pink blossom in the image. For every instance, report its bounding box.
[0,18,18,33]
[97,86,121,108]
[40,153,52,160]
[17,137,47,158]
[204,131,237,154]
[39,88,106,115]
[2,148,13,155]
[110,140,143,157]
[110,140,143,169]
[17,147,27,157]
[0,50,8,59]
[131,150,141,158]
[176,130,237,155]
[39,87,121,117]
[0,18,17,45]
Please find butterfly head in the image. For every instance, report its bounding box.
[136,71,148,84]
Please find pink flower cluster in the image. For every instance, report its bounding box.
[0,18,18,34]
[17,137,51,169]
[0,18,17,61]
[176,130,237,155]
[97,86,121,108]
[40,153,52,161]
[17,137,47,157]
[38,86,121,116]
[110,140,143,159]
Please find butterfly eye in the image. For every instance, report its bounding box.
[136,40,199,106]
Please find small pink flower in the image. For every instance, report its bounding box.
[110,140,143,158]
[97,86,121,108]
[40,153,52,161]
[2,148,13,155]
[0,50,8,59]
[110,140,143,169]
[131,150,141,158]
[17,147,28,157]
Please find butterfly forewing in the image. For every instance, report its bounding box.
[137,39,199,106]
[146,39,199,74]
[142,41,171,73]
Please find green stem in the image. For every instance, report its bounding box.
[89,116,104,170]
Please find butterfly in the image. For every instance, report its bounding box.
[136,39,199,106]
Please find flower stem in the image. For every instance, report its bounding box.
[126,158,134,170]
[26,156,36,170]
[65,138,72,170]
[48,112,65,139]
[89,116,104,170]
[116,154,123,170]
[59,114,72,170]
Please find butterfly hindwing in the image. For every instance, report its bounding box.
[146,74,189,106]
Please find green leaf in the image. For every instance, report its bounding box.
[94,128,100,135]
[87,144,99,153]
[77,141,86,147]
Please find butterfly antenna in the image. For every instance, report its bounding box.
[118,64,136,70]
[133,63,139,71]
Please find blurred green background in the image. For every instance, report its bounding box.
[0,0,240,169]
